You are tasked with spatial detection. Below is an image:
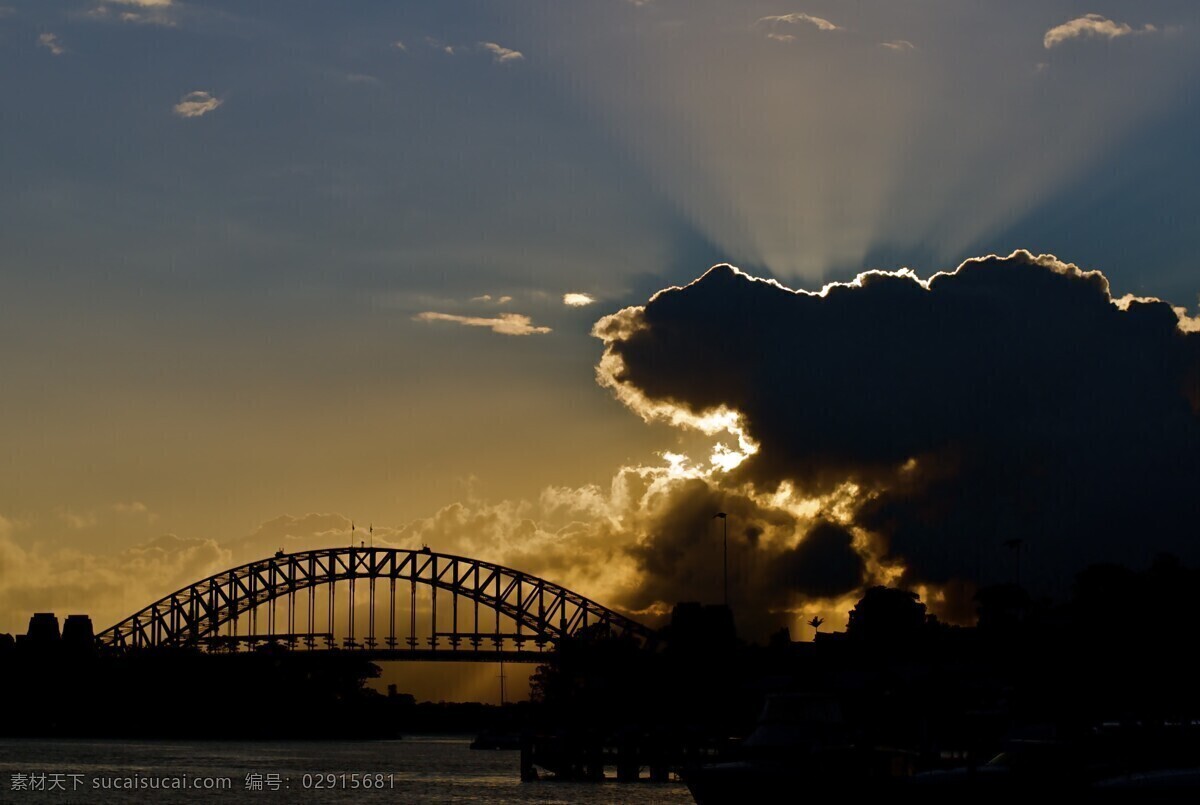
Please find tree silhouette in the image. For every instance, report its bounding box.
[846,587,926,643]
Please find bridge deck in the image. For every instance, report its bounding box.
[203,648,552,663]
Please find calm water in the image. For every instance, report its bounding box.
[0,737,691,804]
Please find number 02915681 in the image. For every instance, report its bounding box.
[301,773,395,790]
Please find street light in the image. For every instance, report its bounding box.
[714,512,728,607]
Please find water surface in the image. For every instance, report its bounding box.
[0,737,690,803]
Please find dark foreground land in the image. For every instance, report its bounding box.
[3,556,1200,798]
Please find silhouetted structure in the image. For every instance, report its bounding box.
[62,615,95,654]
[662,602,737,652]
[97,547,654,660]
[24,613,60,645]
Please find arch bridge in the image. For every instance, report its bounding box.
[97,548,655,663]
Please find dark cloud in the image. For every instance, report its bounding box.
[598,252,1200,596]
[773,520,864,599]
[621,478,860,632]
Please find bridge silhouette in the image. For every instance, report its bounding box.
[96,547,655,663]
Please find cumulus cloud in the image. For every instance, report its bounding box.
[480,42,524,63]
[595,253,1200,619]
[173,90,222,118]
[881,40,916,52]
[471,294,513,305]
[414,311,551,336]
[38,33,65,56]
[757,12,841,34]
[563,292,597,307]
[365,460,870,638]
[1044,14,1155,49]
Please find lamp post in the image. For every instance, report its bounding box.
[714,512,728,607]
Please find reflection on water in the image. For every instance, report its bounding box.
[0,737,690,803]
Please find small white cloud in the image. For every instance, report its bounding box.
[471,294,514,305]
[757,12,842,34]
[394,40,407,51]
[91,0,177,26]
[881,40,916,52]
[563,293,597,307]
[414,311,551,336]
[38,32,65,56]
[426,36,455,55]
[480,41,524,63]
[173,90,222,118]
[1043,14,1154,49]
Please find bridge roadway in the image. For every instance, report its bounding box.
[200,631,554,663]
[207,646,552,663]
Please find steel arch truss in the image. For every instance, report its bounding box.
[96,548,655,656]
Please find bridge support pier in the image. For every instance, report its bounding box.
[616,740,640,782]
[520,735,538,782]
